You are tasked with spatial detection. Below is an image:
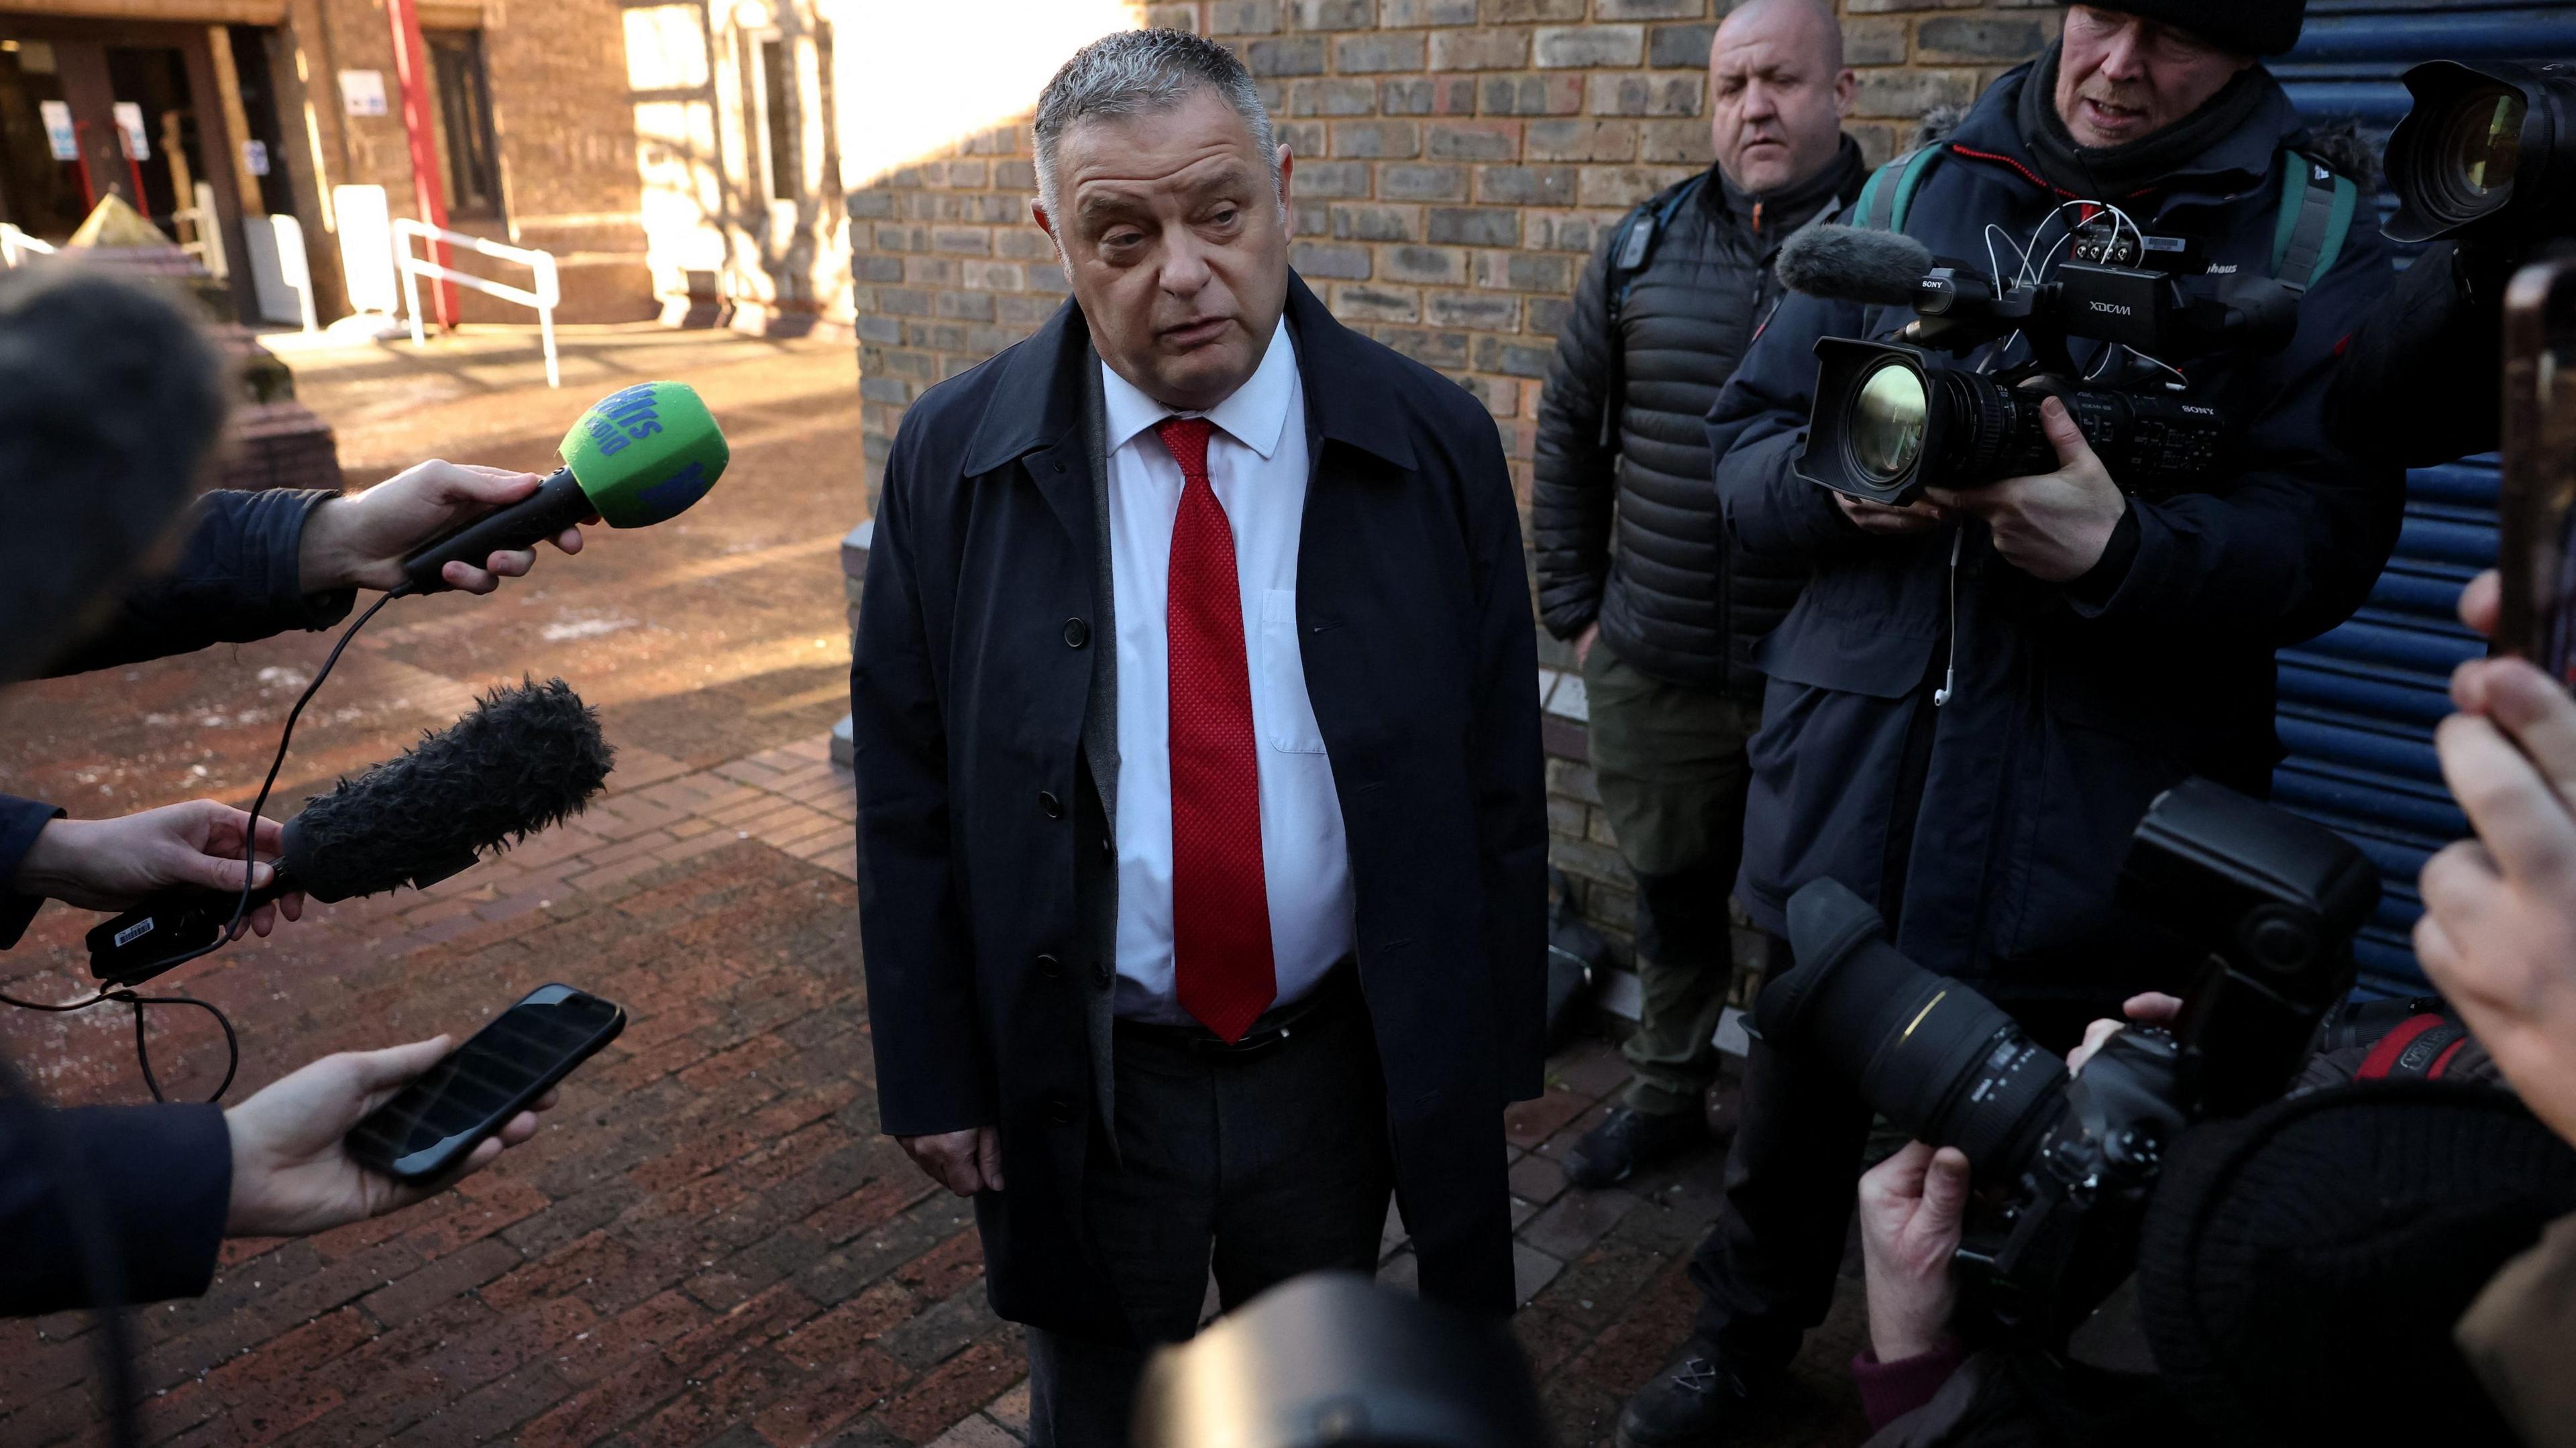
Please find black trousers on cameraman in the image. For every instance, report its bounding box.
[1685,990,2113,1373]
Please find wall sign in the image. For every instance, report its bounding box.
[38,100,74,162]
[339,69,387,118]
[111,101,148,161]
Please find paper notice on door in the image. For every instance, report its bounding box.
[38,100,74,161]
[111,101,148,161]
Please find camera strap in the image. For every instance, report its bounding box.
[1596,174,1709,449]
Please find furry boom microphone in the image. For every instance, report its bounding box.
[85,679,614,985]
[1776,224,1938,307]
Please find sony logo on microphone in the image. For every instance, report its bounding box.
[2086,300,2135,317]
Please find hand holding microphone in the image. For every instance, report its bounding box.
[390,381,731,597]
[15,801,303,937]
[300,461,588,596]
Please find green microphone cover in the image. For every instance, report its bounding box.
[560,380,730,527]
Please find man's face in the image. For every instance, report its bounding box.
[2054,5,2254,148]
[1033,89,1292,414]
[1709,0,1856,197]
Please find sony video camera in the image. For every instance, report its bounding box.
[1783,215,2300,506]
[2386,59,2576,245]
[1755,779,2379,1341]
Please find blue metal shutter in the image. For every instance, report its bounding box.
[2270,3,2576,993]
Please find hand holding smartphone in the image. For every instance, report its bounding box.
[345,984,624,1182]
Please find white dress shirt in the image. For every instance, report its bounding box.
[1099,319,1356,1025]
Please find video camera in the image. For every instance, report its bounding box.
[1755,779,2379,1342]
[1781,216,2298,507]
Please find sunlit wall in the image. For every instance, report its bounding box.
[831,0,1144,190]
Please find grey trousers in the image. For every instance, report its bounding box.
[1025,989,1394,1448]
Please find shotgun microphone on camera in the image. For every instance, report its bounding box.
[1777,223,1939,307]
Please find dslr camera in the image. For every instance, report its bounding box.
[1794,218,2298,507]
[1756,779,2379,1341]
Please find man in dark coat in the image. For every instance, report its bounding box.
[1617,2,2403,1443]
[1532,0,1864,1188]
[850,29,1544,1447]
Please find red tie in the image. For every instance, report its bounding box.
[1155,416,1277,1042]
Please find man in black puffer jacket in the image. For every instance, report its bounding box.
[1532,0,1864,1188]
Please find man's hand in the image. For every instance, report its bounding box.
[1925,396,2128,583]
[1835,492,1951,535]
[2065,991,2185,1075]
[1574,622,1599,667]
[13,801,304,936]
[900,1126,1004,1196]
[2416,568,2576,1144]
[297,460,590,595]
[1857,1141,1970,1362]
[225,1037,556,1238]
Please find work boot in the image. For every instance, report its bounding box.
[1614,1343,1758,1448]
[1565,1103,1708,1188]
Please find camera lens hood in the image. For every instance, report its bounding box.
[1758,877,1893,1042]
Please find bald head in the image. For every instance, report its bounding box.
[1710,0,1856,195]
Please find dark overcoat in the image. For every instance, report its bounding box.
[850,274,1546,1337]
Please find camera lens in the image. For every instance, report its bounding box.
[1848,359,1928,483]
[2433,85,2526,222]
[1760,881,2070,1176]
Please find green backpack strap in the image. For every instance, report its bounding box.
[2269,150,2358,292]
[1852,145,1945,233]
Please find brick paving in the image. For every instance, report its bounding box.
[0,327,1871,1445]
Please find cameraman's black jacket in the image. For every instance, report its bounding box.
[1532,141,1866,692]
[1707,62,2402,984]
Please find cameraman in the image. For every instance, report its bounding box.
[1621,2,2406,1440]
[0,463,588,947]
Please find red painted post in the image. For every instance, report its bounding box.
[386,0,458,327]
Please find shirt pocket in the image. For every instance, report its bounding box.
[1258,590,1328,754]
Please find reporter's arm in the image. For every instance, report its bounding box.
[0,794,63,948]
[2040,235,2406,646]
[5,801,301,943]
[1853,1141,1973,1430]
[44,462,589,678]
[0,1099,230,1316]
[44,488,351,677]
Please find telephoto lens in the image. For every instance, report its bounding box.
[1755,878,2068,1178]
[2387,59,2576,244]
[1797,339,2225,506]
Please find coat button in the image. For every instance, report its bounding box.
[1036,952,1063,979]
[1099,834,1114,860]
[1044,1091,1078,1126]
[1038,791,1063,818]
[1093,959,1114,986]
[1063,618,1089,649]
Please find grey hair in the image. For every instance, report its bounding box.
[1032,28,1282,218]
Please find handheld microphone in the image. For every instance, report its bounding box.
[396,380,730,595]
[85,679,613,985]
[1776,224,1937,307]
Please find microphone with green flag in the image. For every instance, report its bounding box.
[397,379,731,595]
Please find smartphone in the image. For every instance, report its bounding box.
[2496,256,2576,677]
[345,983,623,1182]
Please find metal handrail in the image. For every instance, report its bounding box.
[390,218,563,388]
[0,225,55,267]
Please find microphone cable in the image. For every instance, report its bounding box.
[0,587,409,1103]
